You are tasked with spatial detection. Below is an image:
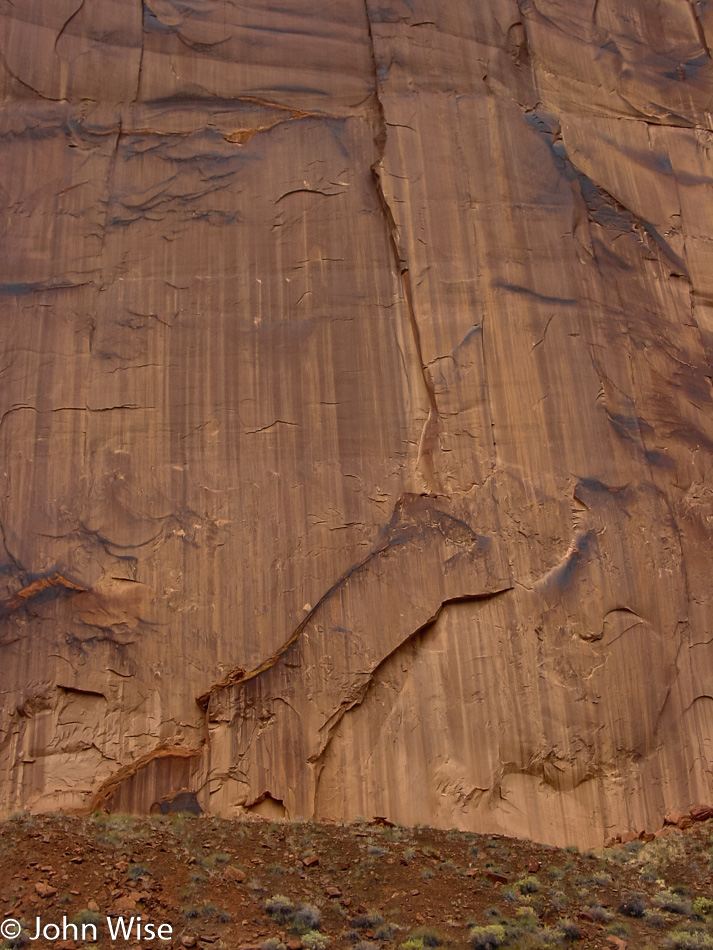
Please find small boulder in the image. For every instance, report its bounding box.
[35,882,57,898]
[486,872,508,885]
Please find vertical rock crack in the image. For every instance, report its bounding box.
[363,0,443,494]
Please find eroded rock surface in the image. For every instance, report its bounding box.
[1,0,712,847]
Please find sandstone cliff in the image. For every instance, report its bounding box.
[1,0,712,847]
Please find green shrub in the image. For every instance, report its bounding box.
[71,910,102,928]
[367,845,388,856]
[551,891,568,912]
[586,903,613,923]
[619,895,646,918]
[665,931,713,950]
[404,930,440,948]
[643,911,667,930]
[265,895,294,924]
[301,933,329,950]
[653,890,692,915]
[469,925,505,950]
[692,898,713,919]
[375,924,398,940]
[291,904,322,935]
[606,922,631,938]
[351,912,383,931]
[592,872,612,886]
[558,919,582,941]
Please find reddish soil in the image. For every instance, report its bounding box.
[1,813,712,950]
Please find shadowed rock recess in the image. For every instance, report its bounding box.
[1,0,712,848]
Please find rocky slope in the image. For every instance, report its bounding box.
[1,813,713,950]
[1,0,712,847]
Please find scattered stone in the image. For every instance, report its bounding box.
[486,872,509,885]
[286,939,302,950]
[371,817,395,827]
[302,855,319,868]
[465,869,479,878]
[224,867,247,883]
[606,938,627,950]
[87,899,99,911]
[325,886,342,897]
[411,890,420,896]
[111,897,137,914]
[527,859,541,873]
[35,882,57,898]
[181,937,197,948]
[691,804,713,822]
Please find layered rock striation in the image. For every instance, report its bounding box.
[1,0,712,847]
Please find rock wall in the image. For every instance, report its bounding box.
[1,0,712,847]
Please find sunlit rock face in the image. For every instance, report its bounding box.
[1,0,712,848]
